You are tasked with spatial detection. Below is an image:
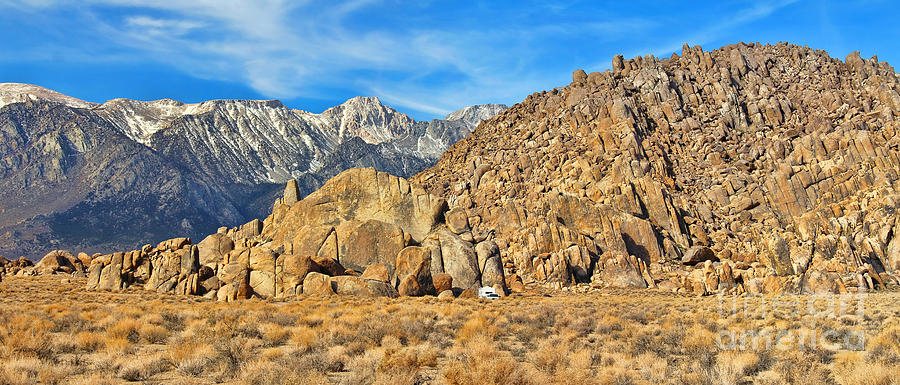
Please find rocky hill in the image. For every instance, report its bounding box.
[414,42,900,295]
[0,84,505,259]
[9,42,899,299]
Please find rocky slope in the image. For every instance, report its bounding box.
[414,42,900,295]
[0,84,505,259]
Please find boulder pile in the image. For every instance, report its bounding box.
[414,42,900,295]
[0,254,36,276]
[83,169,506,300]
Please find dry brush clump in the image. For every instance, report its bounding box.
[0,275,899,384]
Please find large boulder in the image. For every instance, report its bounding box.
[217,261,251,299]
[445,208,470,234]
[35,250,81,275]
[682,246,718,266]
[283,179,301,205]
[429,226,481,290]
[395,246,433,294]
[331,276,398,298]
[594,252,648,289]
[197,233,234,267]
[290,225,336,258]
[302,272,334,296]
[397,274,425,296]
[475,241,499,273]
[98,253,125,291]
[360,263,391,283]
[313,256,346,276]
[336,219,407,276]
[432,273,453,293]
[481,256,506,291]
[249,270,275,298]
[280,254,320,294]
[265,168,447,248]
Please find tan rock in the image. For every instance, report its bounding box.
[331,276,398,298]
[249,270,275,298]
[397,274,425,296]
[431,226,481,290]
[197,233,234,267]
[432,273,453,293]
[336,219,407,276]
[682,246,718,266]
[302,272,334,296]
[395,246,433,294]
[283,179,301,205]
[457,288,476,299]
[446,207,470,234]
[313,256,346,277]
[265,168,446,247]
[481,256,506,291]
[360,263,390,283]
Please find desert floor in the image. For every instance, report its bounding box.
[0,275,898,385]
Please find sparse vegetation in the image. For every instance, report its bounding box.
[0,275,898,384]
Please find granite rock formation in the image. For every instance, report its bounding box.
[414,42,900,295]
[83,168,503,300]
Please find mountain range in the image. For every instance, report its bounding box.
[0,83,505,259]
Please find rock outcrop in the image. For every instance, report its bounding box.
[83,168,504,300]
[414,42,900,295]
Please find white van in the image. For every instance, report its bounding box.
[478,286,501,300]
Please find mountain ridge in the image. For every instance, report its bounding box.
[0,85,506,259]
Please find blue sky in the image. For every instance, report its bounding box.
[0,0,897,120]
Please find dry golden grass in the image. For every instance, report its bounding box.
[0,275,899,384]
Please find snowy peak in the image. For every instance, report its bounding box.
[445,104,509,128]
[0,83,98,109]
[96,98,199,144]
[96,98,289,144]
[312,96,416,145]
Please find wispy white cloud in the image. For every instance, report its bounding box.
[0,0,687,116]
[615,0,800,66]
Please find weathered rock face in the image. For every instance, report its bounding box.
[35,250,85,275]
[414,42,900,295]
[266,168,446,245]
[84,168,502,300]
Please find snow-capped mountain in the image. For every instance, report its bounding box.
[0,83,506,259]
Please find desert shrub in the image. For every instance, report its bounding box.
[768,351,830,385]
[376,343,439,383]
[166,340,216,377]
[105,317,142,343]
[258,310,299,327]
[214,336,264,375]
[50,311,92,333]
[158,311,186,332]
[456,313,499,344]
[0,357,69,385]
[832,350,899,385]
[868,323,900,364]
[237,358,328,385]
[595,314,626,335]
[259,322,291,346]
[441,340,536,385]
[116,356,169,382]
[139,323,170,343]
[712,351,760,385]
